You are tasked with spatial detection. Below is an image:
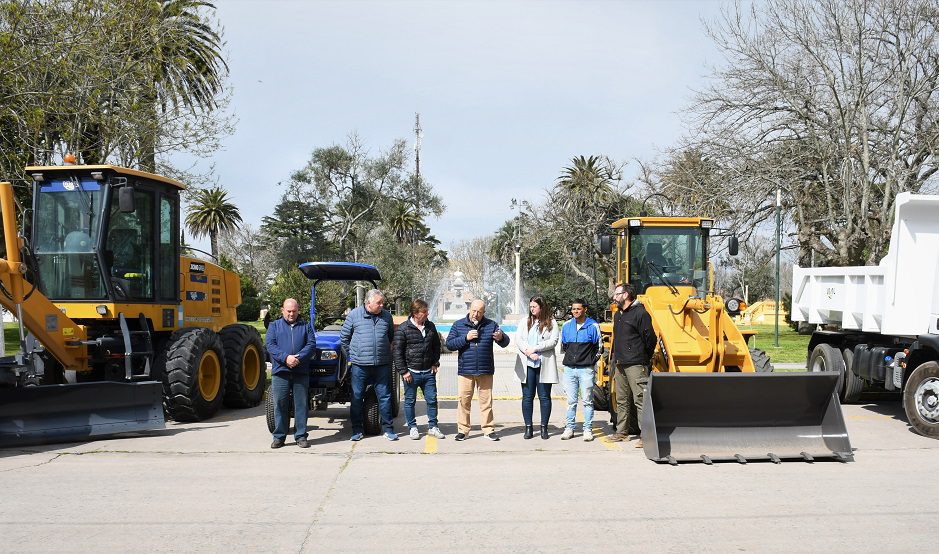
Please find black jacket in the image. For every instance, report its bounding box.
[611,301,657,366]
[393,318,441,374]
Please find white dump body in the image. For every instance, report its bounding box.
[791,192,939,338]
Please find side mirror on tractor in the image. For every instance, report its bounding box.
[728,235,739,256]
[598,234,613,256]
[118,186,136,213]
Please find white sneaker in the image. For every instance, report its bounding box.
[428,427,446,439]
[560,427,574,440]
[583,428,594,441]
[409,427,420,440]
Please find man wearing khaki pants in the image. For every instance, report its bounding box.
[445,299,511,441]
[608,283,657,447]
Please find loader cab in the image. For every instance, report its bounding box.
[28,165,181,305]
[615,217,711,295]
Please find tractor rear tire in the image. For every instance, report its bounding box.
[391,366,401,418]
[160,328,226,422]
[841,347,864,403]
[750,347,775,373]
[364,391,381,435]
[903,361,939,438]
[265,389,276,433]
[220,324,266,408]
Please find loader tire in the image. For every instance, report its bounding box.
[364,391,381,435]
[902,361,939,438]
[750,347,775,373]
[220,324,266,408]
[841,347,864,403]
[160,328,226,422]
[592,382,611,412]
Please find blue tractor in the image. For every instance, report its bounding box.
[264,262,400,436]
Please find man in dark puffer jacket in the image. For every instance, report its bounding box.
[393,299,443,440]
[446,299,510,441]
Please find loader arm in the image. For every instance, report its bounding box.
[1,182,88,369]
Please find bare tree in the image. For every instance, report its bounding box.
[668,0,939,266]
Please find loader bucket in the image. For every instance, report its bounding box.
[641,372,853,464]
[0,381,165,447]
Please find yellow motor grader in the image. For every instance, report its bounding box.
[0,164,265,446]
[596,215,852,464]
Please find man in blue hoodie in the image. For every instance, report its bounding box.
[266,298,317,449]
[559,299,602,441]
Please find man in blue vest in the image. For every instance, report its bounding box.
[446,299,510,441]
[266,298,317,449]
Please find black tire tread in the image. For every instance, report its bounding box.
[903,361,939,438]
[159,327,226,422]
[842,347,864,403]
[220,324,267,408]
[364,392,380,435]
[750,347,775,373]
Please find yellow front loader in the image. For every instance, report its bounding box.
[0,165,265,446]
[597,215,852,464]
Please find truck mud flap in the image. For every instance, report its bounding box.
[641,372,853,464]
[0,381,165,447]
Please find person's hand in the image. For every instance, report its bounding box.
[402,371,412,384]
[432,365,439,375]
[528,352,540,362]
[524,347,535,356]
[285,354,299,368]
[493,328,504,341]
[467,329,479,341]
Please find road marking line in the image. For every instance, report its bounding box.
[424,435,438,454]
[597,433,623,451]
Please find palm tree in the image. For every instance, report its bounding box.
[389,201,422,244]
[186,186,242,259]
[140,0,229,170]
[555,155,616,214]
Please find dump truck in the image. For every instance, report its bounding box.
[598,214,852,464]
[791,192,939,439]
[0,163,266,446]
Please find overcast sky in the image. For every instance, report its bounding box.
[194,0,728,250]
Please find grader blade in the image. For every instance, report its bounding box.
[641,372,853,463]
[0,381,165,447]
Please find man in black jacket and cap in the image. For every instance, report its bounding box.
[608,283,657,447]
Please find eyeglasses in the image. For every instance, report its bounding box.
[612,291,625,297]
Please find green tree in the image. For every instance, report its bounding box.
[185,186,242,259]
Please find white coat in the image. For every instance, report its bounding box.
[514,319,560,384]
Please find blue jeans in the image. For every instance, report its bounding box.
[350,364,394,434]
[563,366,595,431]
[521,366,553,426]
[403,371,438,428]
[271,372,310,441]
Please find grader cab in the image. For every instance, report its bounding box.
[0,164,265,446]
[598,215,852,464]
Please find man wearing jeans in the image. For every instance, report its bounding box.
[340,289,397,441]
[559,299,602,441]
[393,299,444,440]
[608,283,657,447]
[266,298,317,449]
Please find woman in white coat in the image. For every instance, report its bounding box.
[515,296,559,439]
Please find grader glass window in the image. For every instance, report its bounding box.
[105,187,154,300]
[628,226,707,294]
[33,178,108,299]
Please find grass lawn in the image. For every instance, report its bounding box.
[738,323,810,364]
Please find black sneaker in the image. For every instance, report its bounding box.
[455,433,467,441]
[297,438,310,448]
[486,432,500,441]
[271,439,285,449]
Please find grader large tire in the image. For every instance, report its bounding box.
[220,324,266,408]
[902,361,939,438]
[160,328,226,422]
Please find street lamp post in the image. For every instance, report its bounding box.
[511,198,521,315]
[774,188,781,347]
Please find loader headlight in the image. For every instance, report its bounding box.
[320,350,338,361]
[700,219,713,229]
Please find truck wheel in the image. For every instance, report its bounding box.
[220,324,266,408]
[363,391,381,435]
[750,347,775,373]
[841,347,864,403]
[808,342,843,387]
[903,361,939,438]
[160,328,226,422]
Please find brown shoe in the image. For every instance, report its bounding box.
[634,439,644,448]
[606,433,627,442]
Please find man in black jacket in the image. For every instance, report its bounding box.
[393,299,444,440]
[608,283,657,447]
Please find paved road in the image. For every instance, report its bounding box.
[0,352,932,552]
